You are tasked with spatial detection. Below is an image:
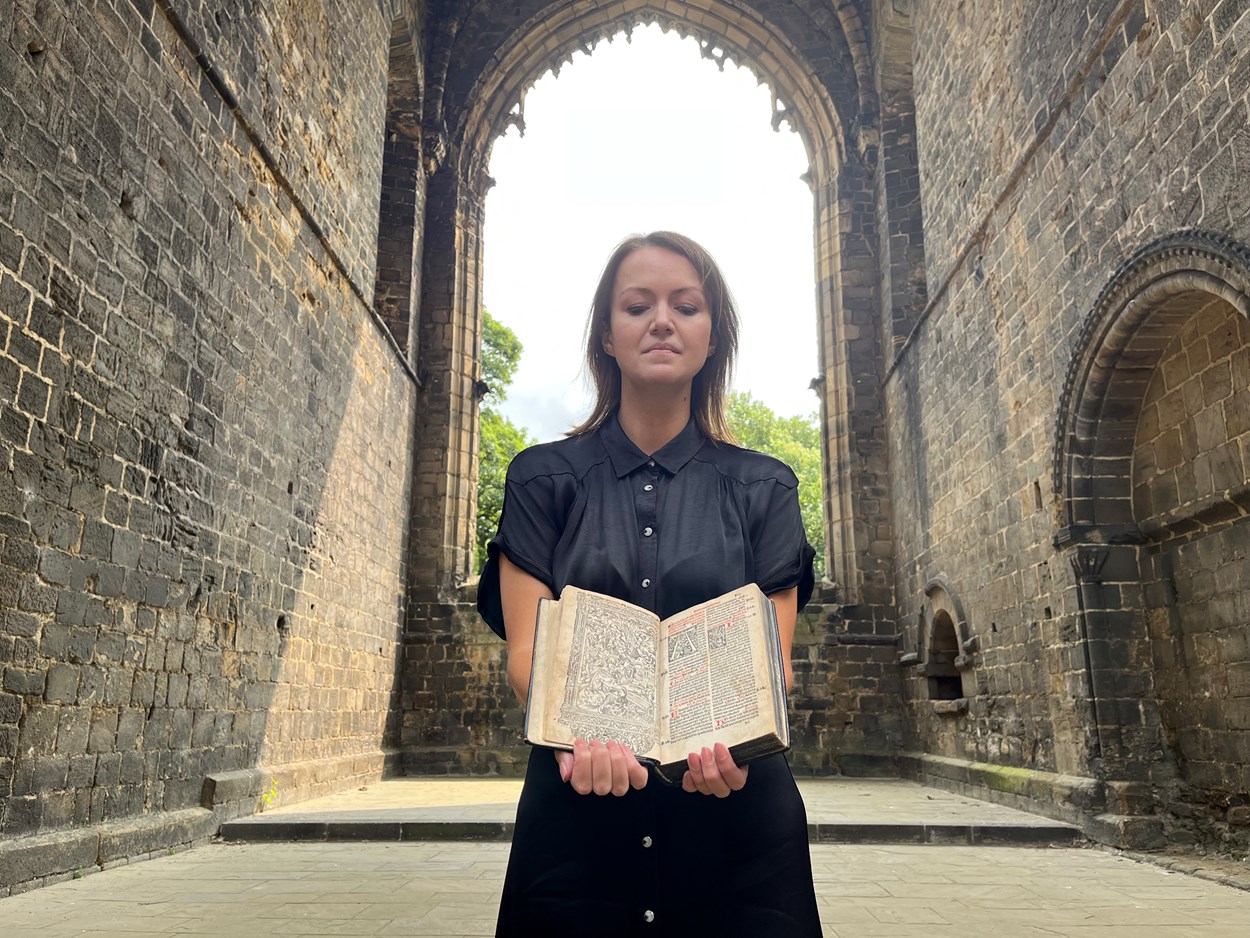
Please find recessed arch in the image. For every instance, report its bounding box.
[920,577,973,702]
[1054,230,1250,537]
[1050,229,1250,796]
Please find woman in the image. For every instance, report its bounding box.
[477,232,821,936]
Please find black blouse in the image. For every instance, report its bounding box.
[477,413,815,634]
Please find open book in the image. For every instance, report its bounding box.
[524,583,790,784]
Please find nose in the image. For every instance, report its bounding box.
[650,303,675,333]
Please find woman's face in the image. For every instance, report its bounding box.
[602,246,715,397]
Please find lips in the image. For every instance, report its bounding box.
[644,344,679,354]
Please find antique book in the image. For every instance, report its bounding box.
[524,583,790,784]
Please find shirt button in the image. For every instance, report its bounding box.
[642,835,653,848]
[641,578,651,589]
[643,910,655,923]
[643,484,653,492]
[643,526,653,537]
[647,460,655,467]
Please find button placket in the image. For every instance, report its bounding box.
[635,466,660,611]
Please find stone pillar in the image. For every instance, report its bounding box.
[1058,532,1179,848]
[410,168,486,594]
[814,155,896,635]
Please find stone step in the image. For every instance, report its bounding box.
[217,777,1084,847]
[220,816,1081,847]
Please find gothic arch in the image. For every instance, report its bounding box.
[410,1,887,603]
[456,1,854,188]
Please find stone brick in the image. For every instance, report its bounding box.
[2,668,45,696]
[87,710,117,754]
[0,828,97,884]
[43,663,79,704]
[0,693,21,724]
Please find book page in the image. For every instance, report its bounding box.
[656,586,782,759]
[538,588,661,756]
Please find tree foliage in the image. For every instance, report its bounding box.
[477,311,535,571]
[726,391,825,583]
[480,311,524,401]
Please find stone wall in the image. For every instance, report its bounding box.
[1132,299,1249,523]
[893,0,1250,847]
[0,0,421,891]
[400,587,524,777]
[1137,299,1250,850]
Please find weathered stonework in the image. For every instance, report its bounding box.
[1,0,421,890]
[3,0,1250,893]
[894,0,1250,852]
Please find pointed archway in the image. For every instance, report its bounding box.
[400,0,903,775]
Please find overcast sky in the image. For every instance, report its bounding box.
[482,24,820,443]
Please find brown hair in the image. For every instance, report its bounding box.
[568,231,740,442]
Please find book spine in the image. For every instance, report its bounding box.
[523,597,549,744]
[766,596,790,746]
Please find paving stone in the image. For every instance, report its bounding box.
[2,838,1250,938]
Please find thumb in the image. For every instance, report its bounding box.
[554,749,574,782]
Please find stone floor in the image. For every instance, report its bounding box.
[4,840,1250,937]
[2,778,1248,937]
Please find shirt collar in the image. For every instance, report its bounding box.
[600,411,707,478]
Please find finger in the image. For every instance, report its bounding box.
[685,750,707,794]
[607,741,629,797]
[590,739,613,796]
[570,738,593,795]
[681,769,697,793]
[713,743,749,791]
[700,746,731,798]
[621,744,649,790]
[554,748,574,783]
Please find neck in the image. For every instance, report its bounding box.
[616,384,694,455]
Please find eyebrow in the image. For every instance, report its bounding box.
[615,285,705,297]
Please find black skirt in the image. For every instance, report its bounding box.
[495,747,822,937]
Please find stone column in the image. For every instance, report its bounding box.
[1057,531,1179,848]
[814,154,896,636]
[409,168,487,594]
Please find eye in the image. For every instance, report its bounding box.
[625,304,649,315]
[676,305,699,315]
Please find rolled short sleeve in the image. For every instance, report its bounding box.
[476,451,572,638]
[748,474,816,612]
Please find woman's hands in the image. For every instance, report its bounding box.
[682,742,749,797]
[553,739,748,798]
[554,739,649,796]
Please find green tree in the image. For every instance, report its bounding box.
[481,310,524,395]
[726,391,825,583]
[477,311,534,570]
